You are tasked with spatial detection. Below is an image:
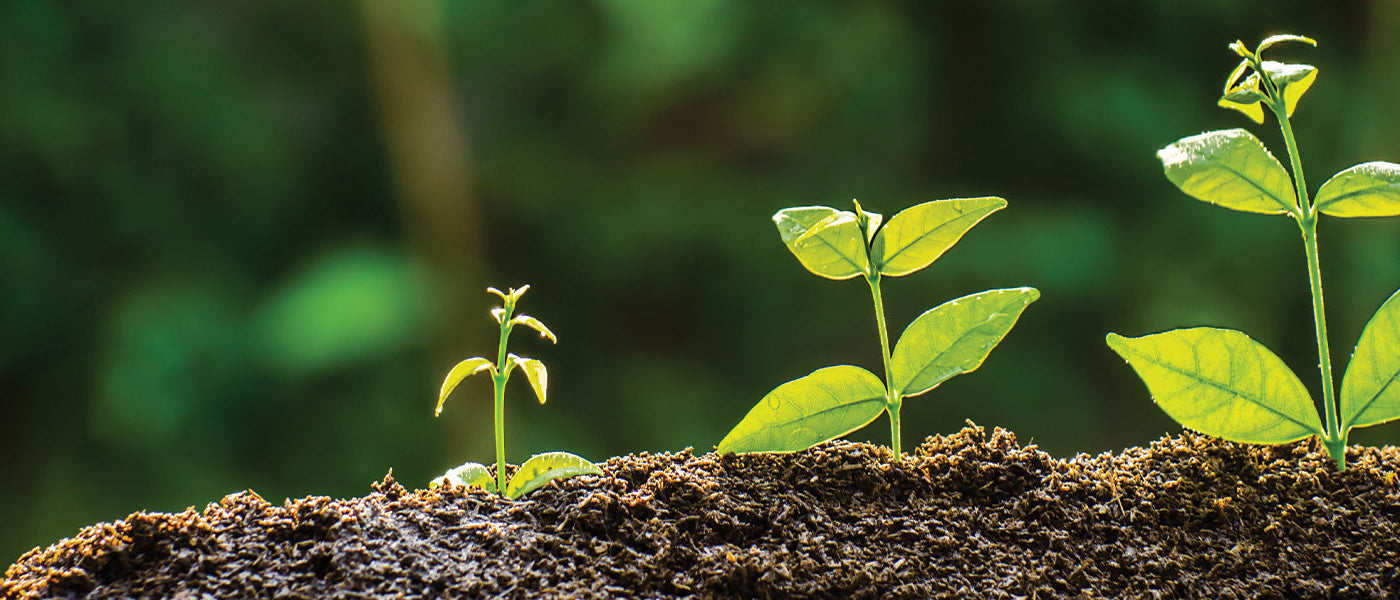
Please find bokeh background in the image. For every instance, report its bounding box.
[5,1,1400,564]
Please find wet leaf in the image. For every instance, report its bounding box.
[1158,128,1297,215]
[890,287,1039,397]
[437,357,494,416]
[1340,288,1400,432]
[505,452,601,499]
[1106,328,1323,444]
[1314,162,1400,217]
[871,197,1006,277]
[772,207,869,280]
[719,365,887,454]
[431,461,497,493]
[512,314,558,343]
[1259,61,1316,117]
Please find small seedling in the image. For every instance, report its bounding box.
[432,285,600,498]
[1107,34,1400,470]
[718,198,1038,461]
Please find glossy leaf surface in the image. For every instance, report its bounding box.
[436,357,494,416]
[773,208,868,280]
[1340,288,1400,432]
[1158,128,1297,215]
[718,366,886,454]
[431,461,497,493]
[1260,61,1316,117]
[890,287,1039,397]
[505,452,601,499]
[1314,162,1400,217]
[508,355,548,404]
[872,197,1006,277]
[1106,328,1323,443]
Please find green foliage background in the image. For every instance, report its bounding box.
[3,1,1398,563]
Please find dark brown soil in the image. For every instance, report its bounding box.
[5,423,1400,599]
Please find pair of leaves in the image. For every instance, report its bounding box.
[774,197,1007,281]
[718,287,1039,453]
[1107,288,1400,444]
[436,354,549,417]
[1159,129,1400,218]
[431,452,601,500]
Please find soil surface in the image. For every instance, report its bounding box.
[5,423,1400,599]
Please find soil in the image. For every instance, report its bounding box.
[4,423,1400,599]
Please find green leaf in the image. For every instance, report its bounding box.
[1259,61,1317,117]
[1158,129,1298,215]
[1106,329,1323,444]
[718,365,887,454]
[890,287,1039,397]
[772,207,869,280]
[871,197,1006,277]
[431,461,497,493]
[504,451,601,499]
[1314,162,1400,217]
[1256,34,1317,54]
[511,314,558,343]
[507,354,548,404]
[437,357,494,416]
[1340,288,1400,432]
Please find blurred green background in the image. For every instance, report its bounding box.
[4,1,1400,564]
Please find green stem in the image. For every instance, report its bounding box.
[493,303,515,494]
[866,272,903,461]
[1274,102,1345,470]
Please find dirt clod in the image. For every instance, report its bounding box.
[5,423,1400,599]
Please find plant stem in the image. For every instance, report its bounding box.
[866,272,903,461]
[493,303,515,494]
[1274,102,1345,469]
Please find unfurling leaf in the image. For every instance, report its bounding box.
[774,209,869,280]
[431,461,497,493]
[1314,162,1400,217]
[1340,288,1400,433]
[437,357,494,416]
[504,452,601,499]
[871,197,1006,277]
[1158,128,1298,215]
[719,366,887,454]
[1259,61,1317,117]
[508,355,548,404]
[512,314,558,343]
[1106,329,1324,444]
[890,287,1039,397]
[1256,34,1317,53]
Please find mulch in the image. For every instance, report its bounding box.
[4,423,1400,599]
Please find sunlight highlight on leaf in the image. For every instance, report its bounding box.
[718,366,887,454]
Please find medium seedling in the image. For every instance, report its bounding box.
[1107,34,1400,470]
[432,285,600,498]
[719,198,1038,461]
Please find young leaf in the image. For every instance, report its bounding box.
[511,314,558,343]
[780,211,869,280]
[437,357,494,416]
[1340,288,1400,433]
[1107,329,1323,444]
[1314,162,1400,217]
[890,287,1039,398]
[871,197,1007,277]
[505,452,602,499]
[718,366,887,454]
[1259,61,1317,117]
[1218,72,1266,124]
[1256,34,1317,53]
[431,461,497,493]
[507,354,548,404]
[1158,129,1298,215]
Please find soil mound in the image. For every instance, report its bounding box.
[5,423,1400,599]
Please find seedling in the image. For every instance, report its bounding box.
[1107,34,1400,470]
[718,198,1038,461]
[432,285,600,498]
